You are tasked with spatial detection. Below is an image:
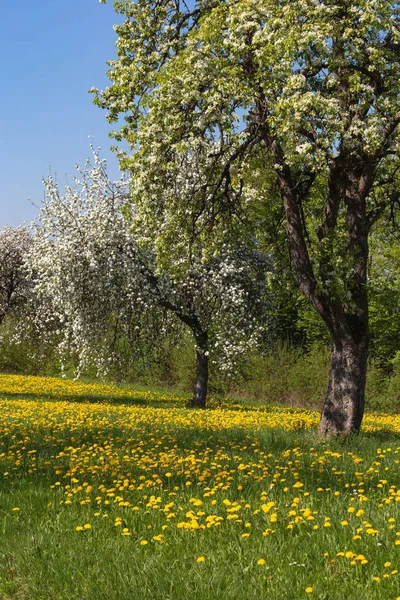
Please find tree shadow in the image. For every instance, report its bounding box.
[0,390,151,407]
[0,390,278,411]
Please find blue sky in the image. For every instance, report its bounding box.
[0,0,123,228]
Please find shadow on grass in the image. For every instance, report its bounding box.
[0,391,163,408]
[0,390,278,412]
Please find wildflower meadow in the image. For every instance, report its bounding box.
[3,2,400,599]
[0,374,399,599]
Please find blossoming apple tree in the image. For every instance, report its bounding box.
[0,226,32,326]
[27,153,272,406]
[93,0,400,434]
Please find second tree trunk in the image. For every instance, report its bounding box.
[190,330,209,408]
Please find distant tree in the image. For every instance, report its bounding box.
[0,226,31,326]
[94,0,400,434]
[27,153,272,405]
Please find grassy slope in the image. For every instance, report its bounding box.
[0,375,399,600]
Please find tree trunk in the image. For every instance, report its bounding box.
[319,329,369,436]
[190,331,209,408]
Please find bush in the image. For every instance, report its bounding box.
[232,344,328,407]
[0,317,61,377]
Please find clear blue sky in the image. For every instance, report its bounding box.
[0,0,123,228]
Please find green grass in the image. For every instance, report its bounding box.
[0,376,399,600]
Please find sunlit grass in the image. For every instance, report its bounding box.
[0,374,399,599]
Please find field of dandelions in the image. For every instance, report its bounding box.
[0,374,399,600]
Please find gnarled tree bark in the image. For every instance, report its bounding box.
[319,324,369,435]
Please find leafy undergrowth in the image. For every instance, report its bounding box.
[0,374,399,600]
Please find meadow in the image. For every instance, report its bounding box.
[0,374,399,600]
